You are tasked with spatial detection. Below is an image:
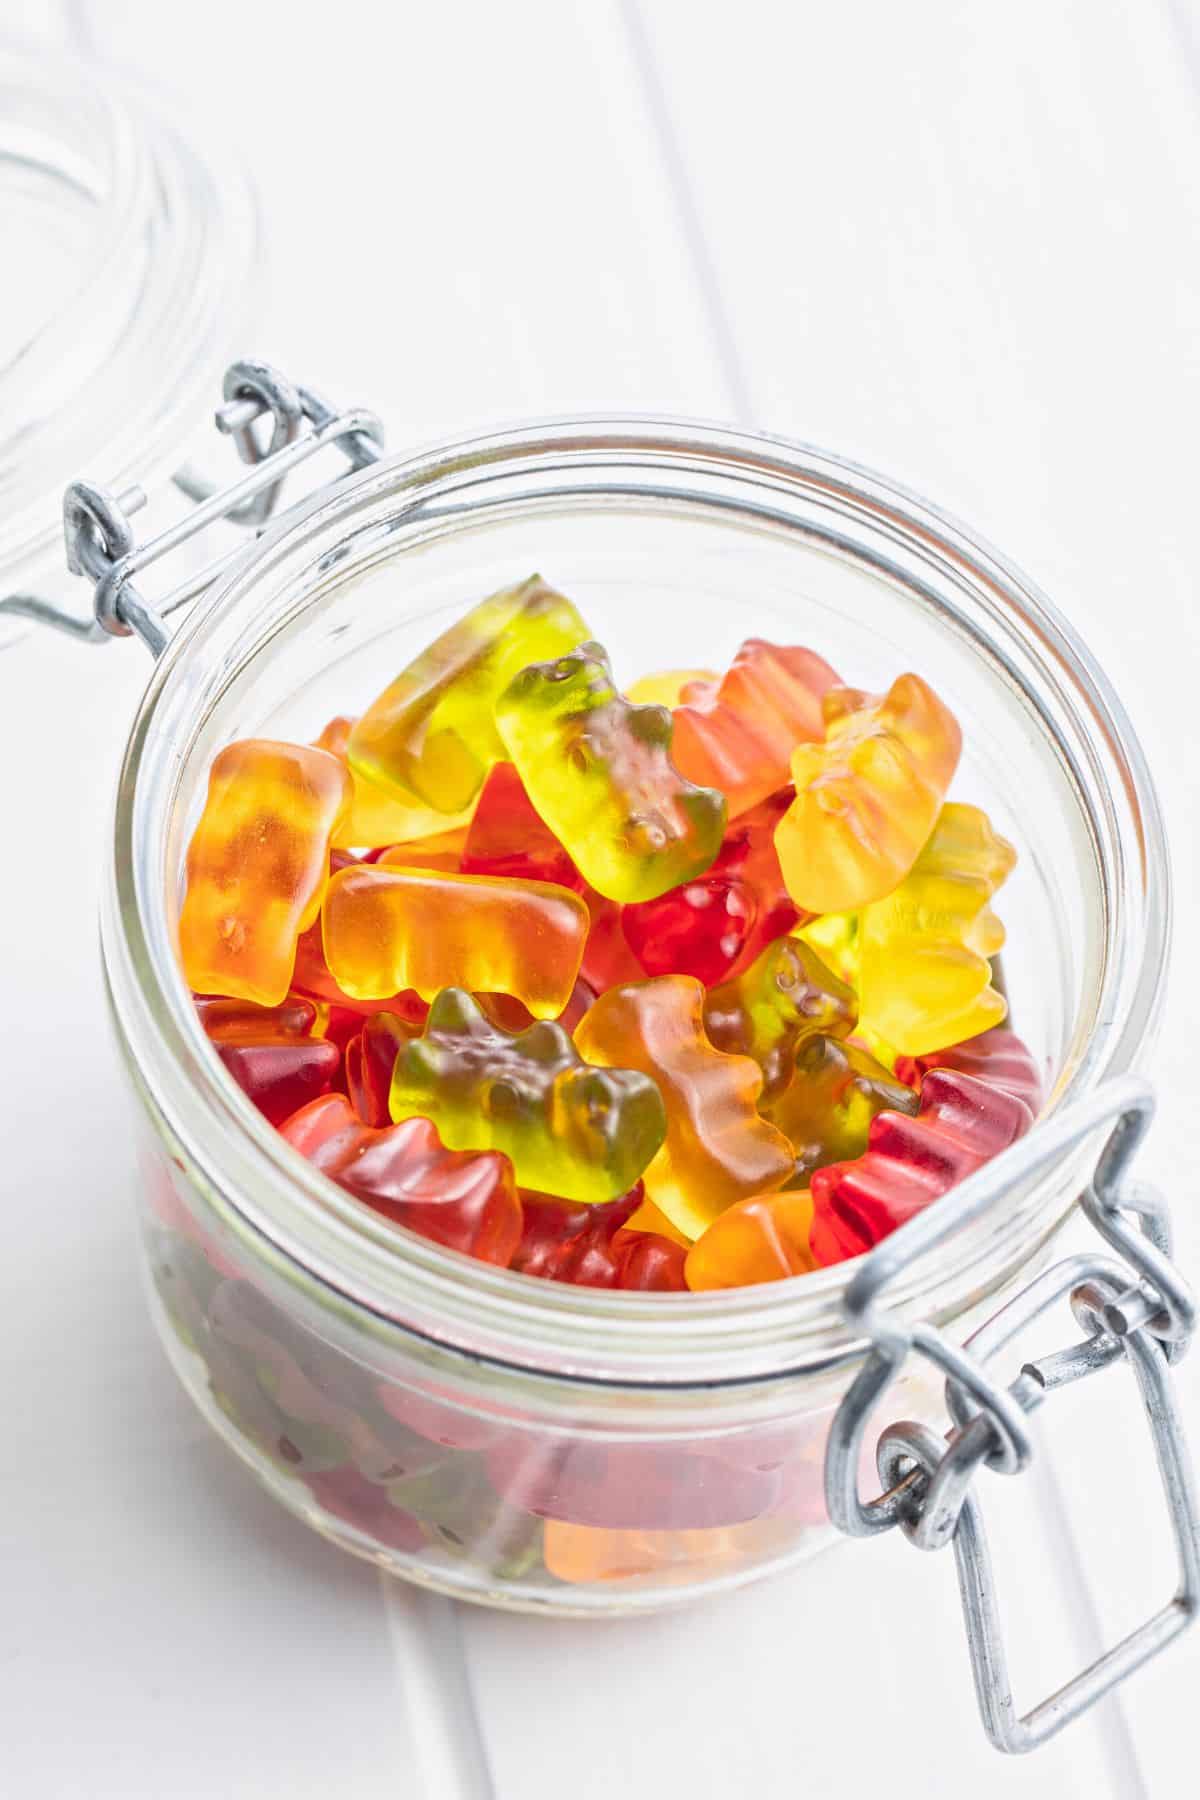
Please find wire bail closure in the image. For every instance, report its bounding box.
[825,1073,1199,1753]
[0,361,384,658]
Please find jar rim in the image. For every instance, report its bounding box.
[102,416,1170,1387]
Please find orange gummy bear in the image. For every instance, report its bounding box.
[321,864,587,1016]
[685,1189,816,1289]
[543,1517,791,1584]
[671,639,842,819]
[574,975,793,1239]
[180,739,351,1007]
[775,672,962,913]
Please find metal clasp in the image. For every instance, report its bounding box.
[0,360,384,658]
[824,1073,1199,1753]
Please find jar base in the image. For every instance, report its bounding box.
[144,1269,842,1618]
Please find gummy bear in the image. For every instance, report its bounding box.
[315,1002,376,1061]
[376,827,471,873]
[385,1458,545,1578]
[543,1518,790,1583]
[764,1034,919,1185]
[321,863,588,1017]
[896,1025,1042,1116]
[487,1432,780,1529]
[625,1195,691,1246]
[574,976,793,1239]
[460,761,585,891]
[280,1093,522,1264]
[809,1065,1034,1265]
[345,1011,424,1126]
[313,715,474,851]
[833,802,1016,1057]
[671,639,841,819]
[217,1037,343,1126]
[513,1186,641,1282]
[580,889,645,991]
[776,672,962,913]
[613,1229,689,1291]
[703,935,856,1103]
[495,640,727,903]
[194,993,318,1042]
[624,787,804,991]
[512,1184,686,1289]
[719,788,806,974]
[289,853,427,1020]
[348,575,590,813]
[304,1466,427,1554]
[620,865,756,987]
[685,1189,816,1289]
[389,988,667,1205]
[180,739,352,1006]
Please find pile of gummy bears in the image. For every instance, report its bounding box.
[180,575,1043,1293]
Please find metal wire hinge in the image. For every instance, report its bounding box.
[824,1074,1199,1753]
[0,361,384,658]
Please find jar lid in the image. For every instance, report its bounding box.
[0,46,258,640]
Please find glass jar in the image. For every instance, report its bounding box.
[101,419,1166,1613]
[0,45,257,646]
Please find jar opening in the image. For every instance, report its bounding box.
[103,419,1169,1386]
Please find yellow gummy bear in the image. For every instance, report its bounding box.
[313,716,475,849]
[803,801,1015,1058]
[347,575,590,814]
[775,672,962,913]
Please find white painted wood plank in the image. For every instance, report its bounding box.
[89,0,734,438]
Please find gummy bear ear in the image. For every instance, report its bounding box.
[515,1017,575,1065]
[425,987,491,1037]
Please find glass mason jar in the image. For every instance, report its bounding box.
[100,419,1166,1614]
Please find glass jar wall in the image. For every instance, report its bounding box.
[103,423,1167,1610]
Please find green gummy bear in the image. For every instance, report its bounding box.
[765,1034,919,1187]
[703,936,857,1104]
[388,1457,545,1580]
[388,987,667,1204]
[347,575,590,813]
[494,639,727,902]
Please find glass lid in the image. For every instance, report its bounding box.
[0,44,259,636]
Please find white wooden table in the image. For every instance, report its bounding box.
[3,3,1199,1794]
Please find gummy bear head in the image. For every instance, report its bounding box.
[551,1064,667,1190]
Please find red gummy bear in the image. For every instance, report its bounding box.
[461,761,586,892]
[809,1066,1034,1266]
[621,787,800,985]
[513,1185,686,1290]
[346,1011,423,1126]
[303,1465,426,1553]
[621,870,756,986]
[487,1435,778,1529]
[895,1026,1043,1116]
[280,1093,522,1265]
[217,1038,343,1126]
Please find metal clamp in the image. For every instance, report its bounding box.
[824,1073,1199,1752]
[0,362,384,659]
